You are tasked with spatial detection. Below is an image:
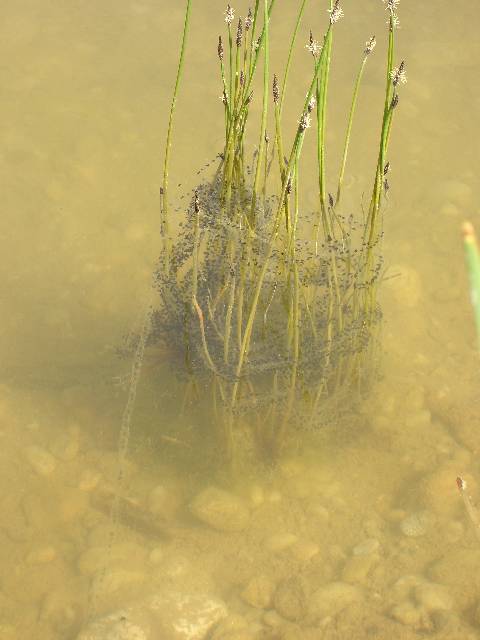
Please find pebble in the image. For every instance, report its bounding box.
[78,469,102,492]
[241,575,275,609]
[342,554,379,584]
[291,541,319,563]
[439,202,460,218]
[149,547,164,565]
[429,548,480,609]
[307,502,329,522]
[404,409,431,429]
[421,465,473,516]
[390,601,432,630]
[383,264,422,309]
[439,180,472,206]
[279,457,305,478]
[248,485,264,507]
[308,582,362,621]
[264,533,298,553]
[149,590,228,639]
[91,568,146,599]
[26,546,56,565]
[353,539,380,556]
[25,445,56,476]
[267,491,282,504]
[76,609,149,640]
[273,576,308,622]
[414,582,453,612]
[190,486,250,532]
[77,542,147,576]
[40,589,81,634]
[49,426,80,461]
[211,614,248,638]
[400,511,433,537]
[148,483,182,522]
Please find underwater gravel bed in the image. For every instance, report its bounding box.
[1,371,480,640]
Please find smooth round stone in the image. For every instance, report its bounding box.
[263,610,283,627]
[148,547,164,565]
[421,466,473,516]
[241,575,275,609]
[383,265,422,308]
[248,485,264,507]
[306,502,329,522]
[49,428,80,461]
[267,491,282,504]
[390,601,432,630]
[25,445,56,476]
[391,575,424,600]
[190,486,250,532]
[77,543,147,576]
[342,554,379,584]
[148,483,181,521]
[353,539,380,556]
[291,541,320,562]
[26,546,56,565]
[400,511,433,537]
[91,569,146,599]
[211,614,248,638]
[265,533,298,553]
[78,469,102,492]
[439,180,472,206]
[309,582,362,620]
[40,590,81,634]
[414,582,453,612]
[439,202,460,217]
[59,489,89,522]
[405,410,431,429]
[279,458,305,479]
[274,576,307,622]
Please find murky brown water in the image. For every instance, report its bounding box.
[1,1,480,638]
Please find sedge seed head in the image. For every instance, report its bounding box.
[364,36,376,55]
[298,112,312,131]
[217,35,224,61]
[236,17,243,46]
[225,4,235,25]
[245,7,252,31]
[273,74,280,103]
[328,0,344,25]
[390,61,407,86]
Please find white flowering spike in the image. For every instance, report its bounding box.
[364,36,376,56]
[307,94,316,113]
[390,62,407,86]
[391,14,400,29]
[298,113,312,131]
[225,4,235,25]
[382,0,400,11]
[328,1,344,25]
[306,39,321,57]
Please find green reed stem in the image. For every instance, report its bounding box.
[161,0,193,270]
[279,0,309,115]
[249,0,270,222]
[366,21,395,244]
[317,28,333,230]
[229,29,332,418]
[336,51,369,204]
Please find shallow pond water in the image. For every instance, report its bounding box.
[1,1,480,639]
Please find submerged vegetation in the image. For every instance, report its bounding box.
[154,0,406,465]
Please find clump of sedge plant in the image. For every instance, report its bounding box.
[153,0,406,465]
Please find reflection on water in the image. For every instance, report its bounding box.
[1,0,480,638]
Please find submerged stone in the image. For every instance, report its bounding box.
[190,486,250,532]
